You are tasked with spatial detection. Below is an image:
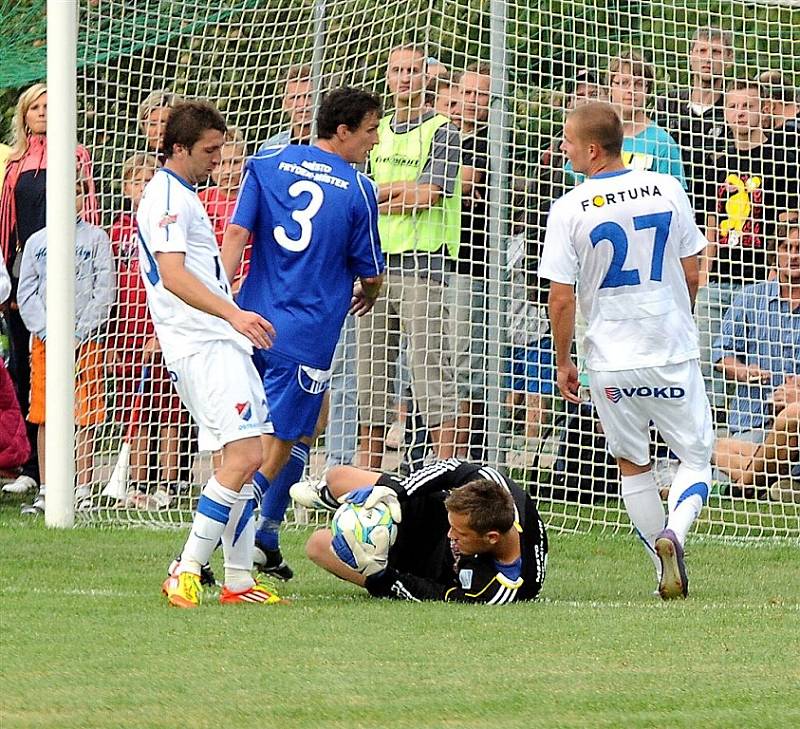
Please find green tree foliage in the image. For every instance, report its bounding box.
[0,0,797,214]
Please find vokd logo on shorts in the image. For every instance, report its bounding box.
[605,386,685,403]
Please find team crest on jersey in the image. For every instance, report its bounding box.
[235,401,252,421]
[458,569,474,589]
[159,212,178,228]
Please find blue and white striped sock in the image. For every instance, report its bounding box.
[181,476,239,574]
[667,464,711,545]
[222,483,257,591]
[255,442,310,551]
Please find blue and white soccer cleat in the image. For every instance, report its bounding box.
[655,529,688,600]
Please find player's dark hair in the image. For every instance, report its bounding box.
[568,101,623,156]
[162,100,227,158]
[445,480,515,535]
[316,87,383,139]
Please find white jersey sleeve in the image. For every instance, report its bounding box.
[540,197,579,285]
[137,169,251,364]
[138,177,192,256]
[671,178,707,258]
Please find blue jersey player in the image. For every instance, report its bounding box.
[222,87,385,578]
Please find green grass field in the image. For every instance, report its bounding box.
[1,499,798,729]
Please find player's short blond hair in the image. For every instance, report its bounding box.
[388,43,427,65]
[568,101,624,156]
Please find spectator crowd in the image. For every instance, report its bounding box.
[0,25,797,511]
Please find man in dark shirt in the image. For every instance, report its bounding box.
[296,459,548,604]
[655,26,733,221]
[696,81,797,414]
[450,63,491,459]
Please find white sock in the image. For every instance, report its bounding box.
[180,476,238,575]
[222,483,257,591]
[621,470,665,579]
[667,464,711,545]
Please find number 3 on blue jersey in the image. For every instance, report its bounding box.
[590,211,672,289]
[274,180,325,252]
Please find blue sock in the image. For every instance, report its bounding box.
[255,442,310,551]
[252,471,270,508]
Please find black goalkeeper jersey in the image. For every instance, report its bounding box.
[364,459,548,604]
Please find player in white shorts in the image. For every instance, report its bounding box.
[137,100,283,608]
[540,101,714,600]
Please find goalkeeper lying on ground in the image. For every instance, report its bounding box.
[292,459,548,604]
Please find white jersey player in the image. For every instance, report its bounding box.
[540,102,714,600]
[137,100,283,608]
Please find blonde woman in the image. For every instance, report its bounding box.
[136,89,181,158]
[0,83,99,496]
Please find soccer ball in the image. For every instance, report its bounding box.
[331,501,398,552]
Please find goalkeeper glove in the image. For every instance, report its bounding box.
[341,485,402,523]
[331,530,388,577]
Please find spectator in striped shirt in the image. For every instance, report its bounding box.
[712,211,800,501]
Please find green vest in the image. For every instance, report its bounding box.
[370,113,461,258]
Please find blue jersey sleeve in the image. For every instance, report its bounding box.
[348,173,385,278]
[230,166,261,232]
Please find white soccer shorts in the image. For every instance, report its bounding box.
[167,339,272,452]
[588,359,714,469]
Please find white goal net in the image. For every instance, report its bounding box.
[4,0,798,539]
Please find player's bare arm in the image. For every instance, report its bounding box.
[680,254,701,309]
[156,251,275,349]
[221,223,250,285]
[715,355,772,383]
[460,163,483,200]
[377,181,442,214]
[350,274,384,316]
[548,282,581,405]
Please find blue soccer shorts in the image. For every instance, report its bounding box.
[253,349,332,441]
